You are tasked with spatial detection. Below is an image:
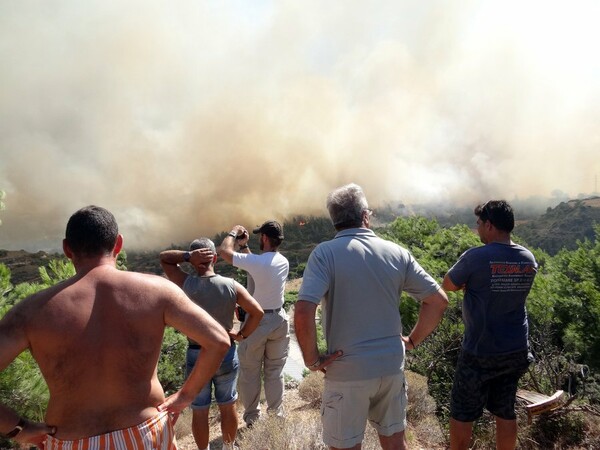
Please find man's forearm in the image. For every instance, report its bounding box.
[239,311,261,338]
[219,225,249,264]
[407,289,448,346]
[294,301,320,365]
[0,404,21,437]
[159,250,186,265]
[218,235,236,264]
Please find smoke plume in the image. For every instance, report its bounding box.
[1,0,599,251]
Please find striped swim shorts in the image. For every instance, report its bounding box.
[44,411,177,450]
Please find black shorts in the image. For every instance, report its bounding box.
[450,350,531,422]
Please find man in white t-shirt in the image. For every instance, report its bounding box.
[219,220,289,427]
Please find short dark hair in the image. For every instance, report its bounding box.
[65,205,119,257]
[190,237,216,253]
[474,200,514,233]
[190,238,216,269]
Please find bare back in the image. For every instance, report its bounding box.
[2,265,201,439]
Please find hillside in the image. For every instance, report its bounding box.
[0,216,336,285]
[3,200,600,285]
[3,209,600,448]
[514,196,600,255]
[0,249,59,285]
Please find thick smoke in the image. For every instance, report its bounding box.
[1,1,599,251]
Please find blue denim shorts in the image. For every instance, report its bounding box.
[185,343,239,409]
[451,349,531,421]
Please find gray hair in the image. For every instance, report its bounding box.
[326,183,369,229]
[190,237,216,253]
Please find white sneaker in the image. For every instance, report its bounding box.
[222,442,239,450]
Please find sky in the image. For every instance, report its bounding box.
[1,0,599,251]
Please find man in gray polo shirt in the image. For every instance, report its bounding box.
[295,183,448,450]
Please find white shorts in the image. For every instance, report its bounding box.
[321,372,407,448]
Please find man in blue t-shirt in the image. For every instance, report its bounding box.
[443,200,538,450]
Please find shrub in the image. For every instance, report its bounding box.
[158,327,187,395]
[298,371,324,407]
[525,413,586,449]
[405,370,436,421]
[238,413,328,450]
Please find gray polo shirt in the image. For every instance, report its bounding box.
[298,228,440,381]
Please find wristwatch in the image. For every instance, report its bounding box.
[183,252,191,262]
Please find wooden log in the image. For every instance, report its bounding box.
[516,389,564,424]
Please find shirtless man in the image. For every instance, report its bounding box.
[0,205,230,449]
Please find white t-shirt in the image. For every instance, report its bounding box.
[233,251,289,310]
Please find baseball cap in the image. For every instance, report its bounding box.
[252,220,284,240]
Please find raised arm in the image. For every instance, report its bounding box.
[159,248,214,288]
[218,225,248,265]
[159,250,190,288]
[403,288,449,350]
[231,282,264,342]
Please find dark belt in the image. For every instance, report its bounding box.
[263,307,282,313]
[189,336,235,350]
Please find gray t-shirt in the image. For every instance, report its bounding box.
[298,228,440,381]
[447,242,537,356]
[183,274,237,342]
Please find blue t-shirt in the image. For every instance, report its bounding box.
[447,242,537,356]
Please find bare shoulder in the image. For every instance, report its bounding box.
[1,279,70,323]
[107,269,188,304]
[0,281,70,358]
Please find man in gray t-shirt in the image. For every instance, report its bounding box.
[295,183,448,450]
[160,238,263,450]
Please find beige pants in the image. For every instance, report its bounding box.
[237,309,289,425]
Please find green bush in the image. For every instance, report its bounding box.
[158,327,188,395]
[526,413,586,448]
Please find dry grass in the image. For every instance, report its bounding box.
[298,371,324,407]
[405,371,446,448]
[286,278,303,292]
[174,371,446,449]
